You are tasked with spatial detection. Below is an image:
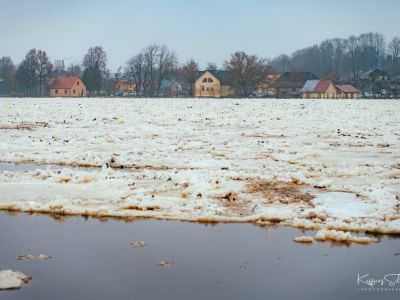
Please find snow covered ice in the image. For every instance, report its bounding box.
[0,270,31,290]
[0,98,399,240]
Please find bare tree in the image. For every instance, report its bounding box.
[125,53,146,96]
[155,45,178,96]
[82,46,108,95]
[389,37,400,74]
[176,59,198,97]
[345,35,362,78]
[83,46,107,72]
[16,49,52,96]
[206,62,218,70]
[37,50,53,97]
[67,64,82,76]
[0,57,16,95]
[142,44,159,96]
[224,51,267,97]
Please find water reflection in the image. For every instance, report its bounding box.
[0,212,399,300]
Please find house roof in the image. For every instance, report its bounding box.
[301,80,333,93]
[274,72,319,88]
[391,74,400,83]
[360,69,390,79]
[50,76,80,89]
[196,70,231,85]
[161,79,177,90]
[301,80,319,92]
[314,80,332,93]
[336,84,359,93]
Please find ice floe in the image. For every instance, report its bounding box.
[0,98,399,240]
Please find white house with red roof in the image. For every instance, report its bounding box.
[50,76,87,97]
[301,80,359,99]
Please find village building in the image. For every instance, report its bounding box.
[116,79,136,95]
[300,80,337,99]
[194,70,234,98]
[359,69,391,81]
[335,85,360,99]
[256,72,281,97]
[160,79,183,97]
[389,75,400,98]
[50,76,87,97]
[273,71,319,98]
[301,80,359,99]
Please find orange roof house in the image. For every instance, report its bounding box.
[50,76,87,97]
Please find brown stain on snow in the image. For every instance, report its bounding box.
[245,179,315,206]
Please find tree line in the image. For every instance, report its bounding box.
[1,31,399,97]
[270,32,400,79]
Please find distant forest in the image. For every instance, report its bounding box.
[269,32,400,79]
[0,31,399,97]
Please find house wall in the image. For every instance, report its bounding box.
[194,72,221,97]
[302,84,337,99]
[336,92,359,99]
[321,83,337,99]
[117,81,135,93]
[302,92,319,99]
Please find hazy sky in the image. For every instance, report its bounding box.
[1,0,400,71]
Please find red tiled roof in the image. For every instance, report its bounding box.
[50,76,80,89]
[313,80,332,93]
[335,84,359,93]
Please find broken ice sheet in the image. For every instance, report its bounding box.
[0,98,399,241]
[0,270,31,290]
[17,254,51,260]
[158,261,174,267]
[130,241,146,248]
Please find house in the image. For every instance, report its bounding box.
[50,76,87,97]
[160,79,183,97]
[300,80,359,99]
[116,79,135,95]
[273,71,318,98]
[256,72,280,97]
[335,85,360,99]
[300,80,337,99]
[389,75,400,98]
[194,70,234,98]
[359,69,390,81]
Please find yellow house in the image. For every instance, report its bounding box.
[116,80,135,94]
[300,80,337,99]
[194,70,233,98]
[50,76,87,97]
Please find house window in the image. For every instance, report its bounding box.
[64,89,68,94]
[210,87,214,91]
[202,78,214,83]
[55,90,58,94]
[201,86,205,91]
[73,90,76,94]
[77,81,80,86]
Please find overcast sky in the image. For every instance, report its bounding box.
[1,0,399,71]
